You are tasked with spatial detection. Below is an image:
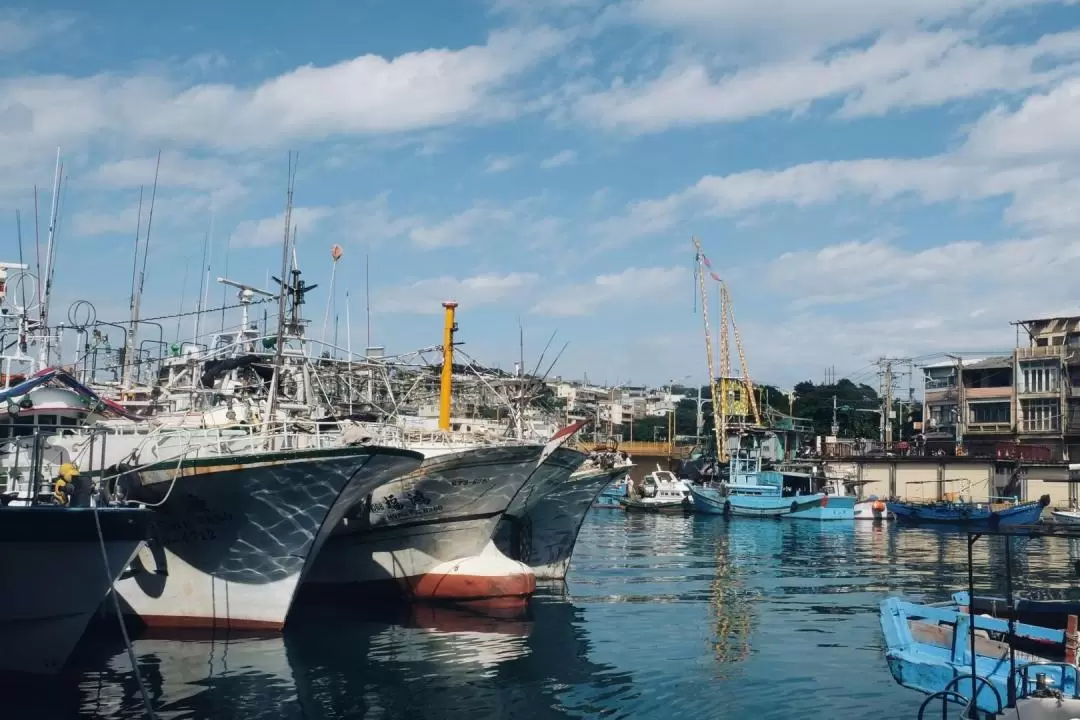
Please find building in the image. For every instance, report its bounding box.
[921,314,1080,462]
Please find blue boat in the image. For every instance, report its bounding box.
[880,596,1078,716]
[687,438,854,520]
[951,590,1080,631]
[888,494,1050,528]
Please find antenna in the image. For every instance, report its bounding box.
[266,151,299,432]
[15,210,26,311]
[127,150,161,386]
[365,252,372,350]
[122,185,144,387]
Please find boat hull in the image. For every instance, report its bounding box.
[888,496,1049,528]
[0,507,149,674]
[493,447,589,561]
[304,445,545,601]
[1051,510,1080,525]
[115,445,421,631]
[789,495,855,521]
[518,465,630,580]
[717,492,825,515]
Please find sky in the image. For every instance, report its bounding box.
[3,1,1080,391]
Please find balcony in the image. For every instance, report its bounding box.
[925,388,957,404]
[966,422,1013,434]
[963,387,1014,401]
[924,423,956,439]
[1017,346,1064,360]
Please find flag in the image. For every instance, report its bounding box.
[537,419,590,467]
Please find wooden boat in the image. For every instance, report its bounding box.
[888,495,1050,528]
[951,591,1080,632]
[880,597,1078,716]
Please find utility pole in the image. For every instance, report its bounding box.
[831,394,839,437]
[946,354,965,456]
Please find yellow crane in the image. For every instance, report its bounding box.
[691,237,762,463]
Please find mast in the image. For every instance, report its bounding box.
[122,186,145,388]
[265,152,298,433]
[38,149,61,366]
[128,150,161,386]
[438,301,458,432]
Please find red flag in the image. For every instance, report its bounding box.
[538,419,590,467]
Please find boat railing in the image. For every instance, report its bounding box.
[1015,661,1080,700]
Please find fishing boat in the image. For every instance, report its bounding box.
[498,454,633,580]
[1050,507,1080,525]
[1,424,153,675]
[306,428,588,603]
[880,597,1078,716]
[888,494,1050,528]
[688,438,854,520]
[619,466,691,513]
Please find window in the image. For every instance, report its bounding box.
[1022,398,1059,432]
[969,401,1010,425]
[1021,362,1060,393]
[929,404,956,428]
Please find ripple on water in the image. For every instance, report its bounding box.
[13,511,1080,718]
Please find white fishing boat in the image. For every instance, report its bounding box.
[1051,507,1080,525]
[619,465,692,513]
[498,452,633,580]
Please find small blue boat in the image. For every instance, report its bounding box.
[888,494,1050,528]
[880,596,1078,715]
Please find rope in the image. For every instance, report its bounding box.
[92,502,156,719]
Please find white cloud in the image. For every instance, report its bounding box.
[614,0,1076,58]
[540,149,577,168]
[965,77,1080,159]
[0,10,73,55]
[0,27,566,164]
[733,232,1080,383]
[379,272,540,314]
[573,30,1080,132]
[484,155,518,173]
[71,205,141,237]
[230,207,332,248]
[531,266,687,315]
[335,193,423,246]
[409,205,514,248]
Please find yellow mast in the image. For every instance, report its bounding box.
[438,301,458,431]
[722,282,762,427]
[692,236,728,462]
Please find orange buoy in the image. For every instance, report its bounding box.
[872,501,886,512]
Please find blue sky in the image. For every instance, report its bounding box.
[3,0,1080,390]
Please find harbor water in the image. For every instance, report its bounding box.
[9,510,1080,719]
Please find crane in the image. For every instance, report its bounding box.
[691,237,762,463]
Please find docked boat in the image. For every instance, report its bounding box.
[880,596,1077,716]
[1,430,152,674]
[619,466,691,513]
[304,442,552,603]
[1050,507,1080,525]
[499,452,633,580]
[888,494,1050,528]
[688,437,854,520]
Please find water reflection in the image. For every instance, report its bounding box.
[17,513,1080,719]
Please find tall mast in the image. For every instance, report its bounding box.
[266,152,298,432]
[122,186,145,388]
[128,149,161,387]
[38,149,62,366]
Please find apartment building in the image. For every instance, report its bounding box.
[922,315,1080,461]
